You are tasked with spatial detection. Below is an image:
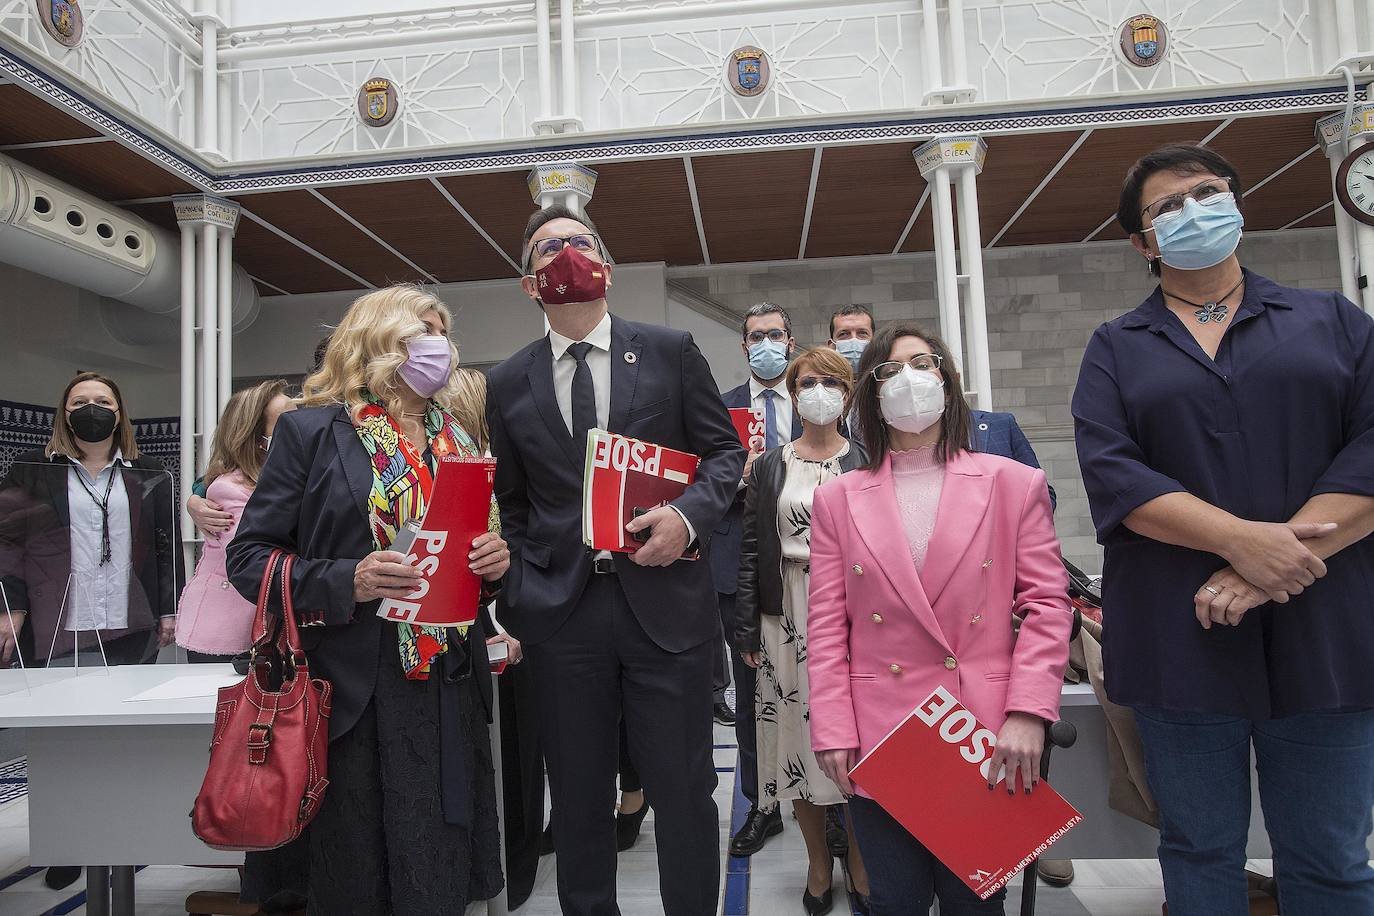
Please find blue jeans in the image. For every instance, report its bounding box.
[1134,706,1374,916]
[848,795,1006,915]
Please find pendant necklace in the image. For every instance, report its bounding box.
[1161,277,1244,325]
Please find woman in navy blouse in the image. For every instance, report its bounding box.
[1073,144,1374,916]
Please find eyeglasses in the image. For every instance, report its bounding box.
[1141,179,1232,225]
[872,353,943,381]
[529,233,600,264]
[745,329,789,345]
[796,376,845,390]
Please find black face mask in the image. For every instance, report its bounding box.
[68,404,119,443]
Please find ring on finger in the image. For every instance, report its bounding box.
[1203,585,1222,597]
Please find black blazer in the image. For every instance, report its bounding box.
[734,440,866,652]
[225,405,491,743]
[486,314,746,651]
[0,450,181,664]
[709,381,804,595]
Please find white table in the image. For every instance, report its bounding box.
[0,662,515,916]
[0,665,242,916]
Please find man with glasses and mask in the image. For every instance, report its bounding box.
[713,302,803,858]
[486,206,744,916]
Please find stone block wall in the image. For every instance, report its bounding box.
[674,228,1342,573]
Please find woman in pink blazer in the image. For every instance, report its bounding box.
[175,379,294,661]
[808,322,1071,915]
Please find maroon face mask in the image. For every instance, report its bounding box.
[534,245,608,305]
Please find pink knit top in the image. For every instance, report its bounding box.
[891,447,944,572]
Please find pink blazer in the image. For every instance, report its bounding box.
[807,450,1070,775]
[176,471,255,656]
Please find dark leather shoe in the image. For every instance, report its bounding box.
[44,866,82,890]
[616,801,650,852]
[729,805,783,857]
[1038,858,1074,887]
[803,884,835,915]
[713,701,736,726]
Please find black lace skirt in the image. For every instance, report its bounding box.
[243,626,503,915]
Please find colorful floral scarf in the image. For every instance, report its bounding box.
[353,392,480,679]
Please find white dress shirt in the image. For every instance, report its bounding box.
[65,452,133,632]
[749,375,794,446]
[548,312,696,549]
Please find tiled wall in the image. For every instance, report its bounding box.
[674,228,1342,573]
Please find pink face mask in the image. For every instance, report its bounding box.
[398,335,452,398]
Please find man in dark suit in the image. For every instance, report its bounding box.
[715,302,801,857]
[487,206,745,916]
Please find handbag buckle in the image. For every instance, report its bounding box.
[247,722,273,765]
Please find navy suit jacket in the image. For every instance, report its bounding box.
[487,314,746,651]
[710,381,804,595]
[970,409,1056,511]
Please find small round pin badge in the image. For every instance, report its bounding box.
[625,352,637,364]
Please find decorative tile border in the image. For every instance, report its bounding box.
[0,40,1361,196]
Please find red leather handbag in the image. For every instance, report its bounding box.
[192,549,332,851]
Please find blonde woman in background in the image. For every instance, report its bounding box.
[226,284,510,915]
[175,379,294,662]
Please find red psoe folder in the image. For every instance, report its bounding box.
[582,429,699,558]
[375,456,497,628]
[728,407,766,451]
[848,685,1082,900]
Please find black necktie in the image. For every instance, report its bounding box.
[567,341,597,452]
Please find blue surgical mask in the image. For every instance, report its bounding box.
[747,339,789,381]
[1148,193,1244,271]
[835,338,868,372]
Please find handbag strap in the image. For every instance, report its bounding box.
[250,549,307,666]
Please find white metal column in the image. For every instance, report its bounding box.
[1328,147,1361,303]
[955,166,993,410]
[536,0,553,123]
[199,222,219,470]
[559,0,577,122]
[920,0,945,100]
[197,13,219,156]
[217,229,233,414]
[929,168,965,374]
[178,222,197,564]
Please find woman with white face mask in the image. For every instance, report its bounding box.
[735,347,869,914]
[806,324,1071,916]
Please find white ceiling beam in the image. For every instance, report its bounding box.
[682,155,711,266]
[427,178,522,275]
[891,184,931,254]
[247,273,291,296]
[988,129,1093,248]
[0,137,113,152]
[307,187,438,284]
[239,208,374,290]
[797,146,823,259]
[1278,200,1333,230]
[1082,117,1237,242]
[1242,144,1319,198]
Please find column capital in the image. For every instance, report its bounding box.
[1317,106,1374,155]
[527,162,597,207]
[172,194,240,234]
[914,136,987,179]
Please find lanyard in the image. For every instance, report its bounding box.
[73,461,118,565]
